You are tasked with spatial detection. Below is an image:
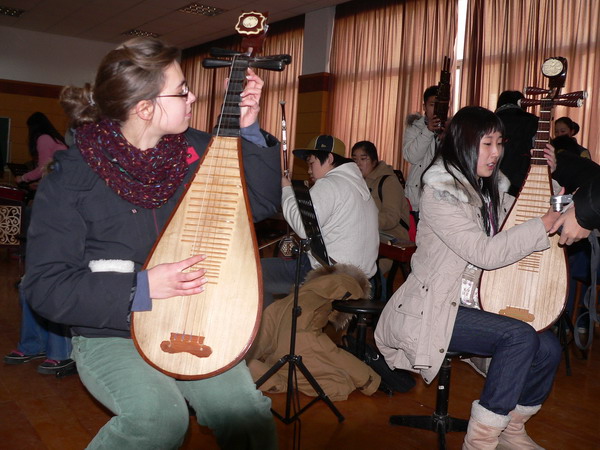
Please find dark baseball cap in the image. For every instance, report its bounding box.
[292,135,348,160]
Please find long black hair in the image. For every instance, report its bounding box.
[26,112,66,158]
[424,106,504,235]
[555,116,580,136]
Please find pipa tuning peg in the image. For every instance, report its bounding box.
[202,58,232,69]
[558,90,587,100]
[208,47,243,57]
[524,87,549,96]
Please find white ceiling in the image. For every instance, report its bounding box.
[0,0,346,49]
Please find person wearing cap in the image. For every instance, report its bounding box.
[261,135,379,308]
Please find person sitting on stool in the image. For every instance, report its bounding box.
[261,135,379,308]
[376,107,562,449]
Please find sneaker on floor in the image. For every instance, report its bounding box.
[37,358,76,375]
[4,350,47,365]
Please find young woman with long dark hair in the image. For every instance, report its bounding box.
[376,106,562,449]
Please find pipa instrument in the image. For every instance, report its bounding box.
[132,12,291,379]
[479,57,586,331]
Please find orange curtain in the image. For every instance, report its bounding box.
[461,0,600,162]
[181,17,304,152]
[329,0,457,175]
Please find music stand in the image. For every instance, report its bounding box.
[255,180,344,424]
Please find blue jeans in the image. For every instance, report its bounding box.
[261,253,312,309]
[18,288,72,360]
[448,306,561,415]
[71,336,277,450]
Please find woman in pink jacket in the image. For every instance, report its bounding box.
[15,112,67,185]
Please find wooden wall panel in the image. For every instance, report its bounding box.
[293,73,333,179]
[0,80,68,171]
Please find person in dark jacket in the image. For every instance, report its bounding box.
[550,151,600,244]
[21,38,280,450]
[554,116,591,159]
[495,90,539,196]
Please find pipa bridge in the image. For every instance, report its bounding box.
[160,333,213,358]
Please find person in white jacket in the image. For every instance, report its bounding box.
[261,135,379,308]
[403,85,443,218]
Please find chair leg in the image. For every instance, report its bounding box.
[389,355,468,450]
[572,281,583,325]
[557,312,573,375]
[355,313,368,361]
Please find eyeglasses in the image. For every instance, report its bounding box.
[157,83,190,99]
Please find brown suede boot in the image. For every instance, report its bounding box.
[497,404,544,450]
[462,400,510,450]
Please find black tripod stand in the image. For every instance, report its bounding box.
[255,238,344,424]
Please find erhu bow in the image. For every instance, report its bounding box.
[280,100,289,178]
[277,100,298,258]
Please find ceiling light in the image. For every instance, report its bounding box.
[178,3,226,16]
[122,29,160,38]
[0,6,24,17]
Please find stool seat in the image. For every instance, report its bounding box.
[332,299,385,362]
[331,298,385,315]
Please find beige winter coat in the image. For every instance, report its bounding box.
[375,159,550,383]
[247,264,381,401]
[403,114,438,211]
[364,161,411,242]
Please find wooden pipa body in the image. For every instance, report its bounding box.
[132,136,261,379]
[479,75,570,331]
[479,165,568,330]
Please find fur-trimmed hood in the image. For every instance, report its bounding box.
[406,113,423,127]
[303,263,371,296]
[247,264,381,401]
[299,263,371,330]
[422,158,510,208]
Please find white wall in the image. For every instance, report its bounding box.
[0,26,115,86]
[1,6,336,86]
[302,7,335,75]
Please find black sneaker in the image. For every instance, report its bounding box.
[4,350,47,365]
[37,358,76,375]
